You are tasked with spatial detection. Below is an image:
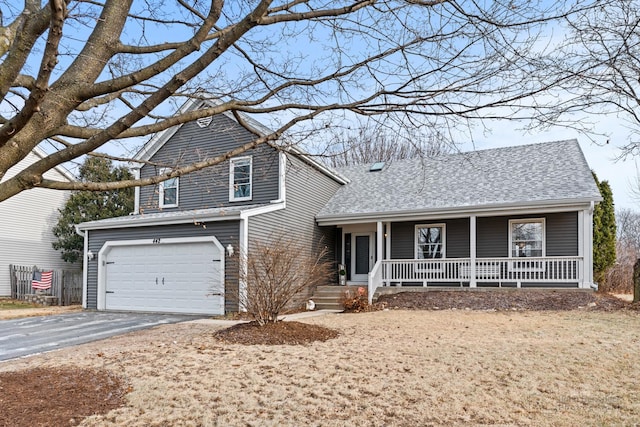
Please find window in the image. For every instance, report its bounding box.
[159,174,179,208]
[230,157,252,201]
[509,219,545,257]
[415,224,445,259]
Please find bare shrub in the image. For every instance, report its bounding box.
[602,241,638,294]
[232,235,331,326]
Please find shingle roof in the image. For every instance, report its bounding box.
[77,204,268,230]
[316,139,602,222]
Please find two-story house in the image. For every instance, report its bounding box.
[77,99,602,315]
[76,99,347,315]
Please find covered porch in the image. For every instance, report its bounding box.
[327,208,595,303]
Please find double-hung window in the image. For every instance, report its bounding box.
[159,170,179,208]
[509,219,544,257]
[415,224,446,259]
[230,156,252,201]
[509,218,545,271]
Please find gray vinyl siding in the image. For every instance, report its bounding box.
[477,212,578,258]
[391,212,578,259]
[86,221,240,313]
[391,219,470,259]
[247,155,342,301]
[139,114,279,212]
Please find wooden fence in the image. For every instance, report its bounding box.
[9,265,82,306]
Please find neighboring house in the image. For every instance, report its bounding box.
[316,140,602,301]
[76,98,347,315]
[0,147,77,296]
[77,97,602,314]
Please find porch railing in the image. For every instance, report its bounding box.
[367,260,383,304]
[367,257,584,299]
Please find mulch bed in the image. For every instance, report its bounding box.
[376,290,640,312]
[214,320,340,345]
[0,367,128,427]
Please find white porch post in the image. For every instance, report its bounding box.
[579,203,595,288]
[470,215,477,288]
[376,221,384,263]
[385,222,391,260]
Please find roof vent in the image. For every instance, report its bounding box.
[196,116,213,128]
[369,161,385,172]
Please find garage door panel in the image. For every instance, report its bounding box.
[104,240,224,315]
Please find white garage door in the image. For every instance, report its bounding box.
[103,239,225,315]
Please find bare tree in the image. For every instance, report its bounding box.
[0,1,596,202]
[232,234,331,325]
[537,1,640,155]
[322,123,452,168]
[600,209,640,293]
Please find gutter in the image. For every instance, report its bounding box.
[75,225,88,309]
[316,198,600,226]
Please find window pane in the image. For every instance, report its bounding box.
[511,221,543,257]
[417,226,443,259]
[163,187,176,205]
[232,159,251,199]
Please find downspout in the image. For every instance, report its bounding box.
[74,225,88,309]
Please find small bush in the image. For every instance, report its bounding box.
[341,286,369,312]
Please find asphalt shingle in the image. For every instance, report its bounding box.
[316,139,602,220]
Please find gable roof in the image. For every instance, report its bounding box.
[316,139,602,224]
[32,146,76,182]
[133,96,348,184]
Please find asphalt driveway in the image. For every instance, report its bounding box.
[0,311,202,362]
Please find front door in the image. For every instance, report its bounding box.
[352,233,373,282]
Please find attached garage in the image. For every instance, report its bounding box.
[97,236,225,315]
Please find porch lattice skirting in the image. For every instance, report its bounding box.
[368,257,583,303]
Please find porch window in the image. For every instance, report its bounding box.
[509,218,545,257]
[229,156,252,201]
[159,170,179,208]
[415,224,445,259]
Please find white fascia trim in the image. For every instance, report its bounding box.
[241,201,286,217]
[97,236,224,311]
[77,226,88,309]
[133,168,140,214]
[74,225,88,308]
[277,151,286,203]
[317,199,597,226]
[78,211,244,231]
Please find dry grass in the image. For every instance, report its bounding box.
[0,304,82,320]
[1,310,639,426]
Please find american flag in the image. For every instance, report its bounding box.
[32,270,53,290]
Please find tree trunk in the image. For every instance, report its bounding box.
[633,258,640,303]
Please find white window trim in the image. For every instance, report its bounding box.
[229,156,253,202]
[415,224,446,271]
[508,218,546,272]
[159,169,179,208]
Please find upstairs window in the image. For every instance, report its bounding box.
[415,224,445,259]
[159,172,179,208]
[510,219,545,257]
[230,156,252,201]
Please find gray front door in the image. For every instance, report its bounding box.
[352,233,372,282]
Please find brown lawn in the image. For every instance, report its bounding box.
[1,306,639,426]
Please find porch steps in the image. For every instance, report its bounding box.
[311,286,358,311]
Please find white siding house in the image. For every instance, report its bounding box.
[0,148,77,296]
